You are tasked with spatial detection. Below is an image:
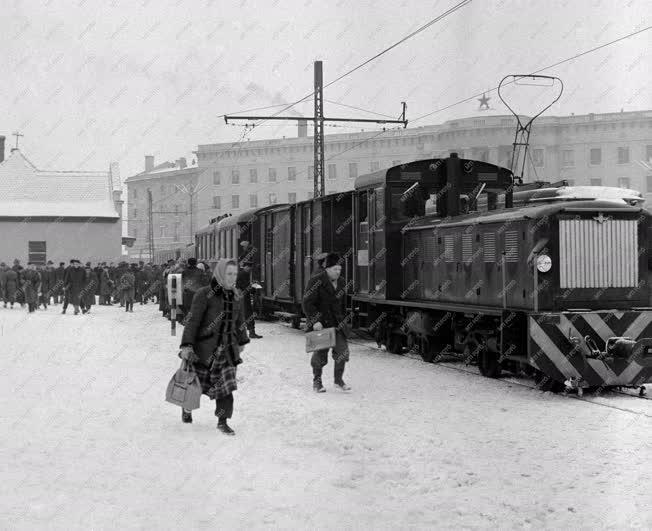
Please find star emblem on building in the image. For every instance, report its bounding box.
[478,93,490,110]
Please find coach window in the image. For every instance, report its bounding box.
[390,185,412,221]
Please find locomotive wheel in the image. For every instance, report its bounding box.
[533,370,565,393]
[386,333,404,355]
[477,345,502,378]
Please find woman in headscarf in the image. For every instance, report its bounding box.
[178,259,250,435]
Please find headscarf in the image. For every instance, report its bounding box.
[213,258,238,291]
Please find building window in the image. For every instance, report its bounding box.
[646,145,652,163]
[328,164,337,180]
[307,166,314,180]
[132,208,137,218]
[249,169,257,183]
[28,241,46,265]
[532,149,544,167]
[268,168,277,182]
[370,161,380,171]
[174,204,179,214]
[307,191,314,199]
[232,195,239,208]
[590,148,602,165]
[249,194,258,208]
[617,147,630,164]
[288,167,296,181]
[618,177,631,189]
[133,188,138,199]
[590,178,602,186]
[160,184,164,194]
[213,171,221,185]
[212,196,221,209]
[269,193,277,204]
[562,150,574,167]
[160,225,166,237]
[288,192,296,203]
[647,174,652,192]
[349,163,358,179]
[231,169,240,184]
[133,228,138,239]
[173,222,180,242]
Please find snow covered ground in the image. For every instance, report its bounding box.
[1,303,650,530]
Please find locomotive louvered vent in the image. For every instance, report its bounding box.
[505,231,519,262]
[444,235,455,263]
[424,235,437,265]
[462,233,473,264]
[483,233,496,262]
[559,218,638,288]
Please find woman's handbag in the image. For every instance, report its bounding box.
[165,359,202,410]
[305,327,337,353]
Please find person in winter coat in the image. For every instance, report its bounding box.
[119,265,136,312]
[63,259,86,315]
[99,266,113,305]
[12,260,25,307]
[0,263,7,306]
[81,263,97,313]
[178,258,250,435]
[236,260,262,338]
[302,252,352,393]
[181,257,204,324]
[22,263,42,313]
[44,261,57,307]
[53,262,66,304]
[4,265,18,308]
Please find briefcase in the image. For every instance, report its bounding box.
[165,359,202,410]
[305,327,337,353]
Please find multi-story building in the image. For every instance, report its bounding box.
[124,156,207,259]
[193,110,652,228]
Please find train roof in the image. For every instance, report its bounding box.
[511,185,644,206]
[353,158,510,190]
[402,199,647,231]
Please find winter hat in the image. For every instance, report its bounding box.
[47,260,53,265]
[323,252,341,269]
[187,257,197,267]
[59,262,65,266]
[213,258,238,290]
[71,259,80,264]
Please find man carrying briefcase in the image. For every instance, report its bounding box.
[302,252,352,393]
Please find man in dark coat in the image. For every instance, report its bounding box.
[12,259,25,307]
[302,252,352,393]
[37,264,49,309]
[0,262,7,307]
[181,258,204,324]
[63,259,86,315]
[236,260,262,338]
[99,265,113,304]
[4,265,18,308]
[53,262,66,304]
[22,263,41,313]
[81,262,97,313]
[44,261,58,307]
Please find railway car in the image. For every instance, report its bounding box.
[153,244,195,264]
[351,154,652,392]
[256,192,356,326]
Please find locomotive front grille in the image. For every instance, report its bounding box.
[559,218,638,288]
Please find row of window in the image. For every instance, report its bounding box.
[212,192,305,210]
[130,183,196,199]
[131,221,182,240]
[211,160,396,186]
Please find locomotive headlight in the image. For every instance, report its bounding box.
[536,254,552,273]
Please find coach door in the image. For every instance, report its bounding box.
[356,191,369,293]
[369,187,386,298]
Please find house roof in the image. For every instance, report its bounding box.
[124,159,201,182]
[0,150,119,218]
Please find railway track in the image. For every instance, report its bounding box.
[345,336,652,418]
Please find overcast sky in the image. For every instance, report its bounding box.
[1,0,650,180]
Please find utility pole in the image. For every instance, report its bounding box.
[174,182,209,244]
[225,61,408,197]
[147,190,154,260]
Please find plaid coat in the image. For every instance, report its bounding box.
[180,278,250,399]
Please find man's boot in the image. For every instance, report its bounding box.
[217,417,235,435]
[249,327,263,339]
[313,367,326,393]
[334,363,351,391]
[181,409,193,423]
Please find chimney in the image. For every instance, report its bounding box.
[177,157,187,169]
[298,119,308,138]
[145,155,154,172]
[0,136,5,163]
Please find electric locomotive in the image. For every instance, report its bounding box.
[352,153,652,392]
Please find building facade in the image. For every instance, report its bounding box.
[125,156,207,259]
[193,110,652,228]
[0,143,123,265]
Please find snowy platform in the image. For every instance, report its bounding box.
[1,304,650,530]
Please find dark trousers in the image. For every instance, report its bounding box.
[243,295,256,333]
[215,393,234,419]
[310,330,350,382]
